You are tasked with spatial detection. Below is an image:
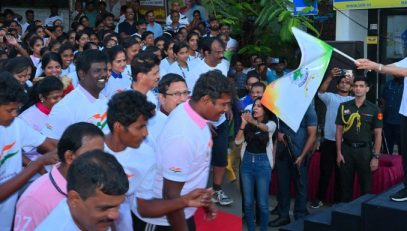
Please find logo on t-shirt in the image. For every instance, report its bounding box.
[0,141,19,166]
[169,167,182,173]
[90,112,108,130]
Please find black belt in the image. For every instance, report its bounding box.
[343,140,368,149]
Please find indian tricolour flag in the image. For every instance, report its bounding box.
[261,27,333,132]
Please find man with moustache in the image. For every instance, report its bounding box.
[36,150,129,231]
[204,17,220,38]
[43,49,110,139]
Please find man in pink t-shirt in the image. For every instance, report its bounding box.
[14,122,105,231]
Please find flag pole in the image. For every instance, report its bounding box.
[333,48,360,65]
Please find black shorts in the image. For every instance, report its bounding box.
[211,120,229,167]
[132,212,196,231]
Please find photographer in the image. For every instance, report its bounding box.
[311,67,354,208]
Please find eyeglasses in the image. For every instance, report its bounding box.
[165,91,190,97]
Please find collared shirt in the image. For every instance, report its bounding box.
[382,79,404,124]
[146,22,163,38]
[145,101,211,226]
[335,99,383,143]
[14,164,66,231]
[318,92,354,141]
[240,95,253,110]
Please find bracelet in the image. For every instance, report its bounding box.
[378,64,383,72]
[239,127,245,130]
[373,153,380,159]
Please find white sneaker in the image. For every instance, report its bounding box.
[213,190,233,206]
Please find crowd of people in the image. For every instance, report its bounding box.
[0,0,406,231]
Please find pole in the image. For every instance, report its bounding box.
[333,48,360,65]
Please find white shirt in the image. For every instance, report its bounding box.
[44,15,63,27]
[61,63,76,77]
[42,85,109,139]
[146,90,158,108]
[226,37,238,51]
[159,58,173,78]
[66,71,79,88]
[318,92,354,141]
[189,59,229,126]
[165,13,189,27]
[392,58,407,116]
[0,118,46,230]
[101,74,133,99]
[167,62,193,85]
[143,102,212,226]
[104,142,156,231]
[35,199,80,231]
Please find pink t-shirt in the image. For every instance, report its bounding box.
[14,164,66,231]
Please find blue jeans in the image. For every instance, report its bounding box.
[275,141,309,220]
[241,151,272,231]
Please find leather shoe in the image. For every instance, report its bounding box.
[270,206,278,215]
[269,217,290,227]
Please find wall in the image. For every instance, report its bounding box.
[335,9,368,57]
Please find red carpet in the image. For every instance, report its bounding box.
[194,207,242,231]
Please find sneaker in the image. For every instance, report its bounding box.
[212,190,233,205]
[390,188,407,202]
[310,199,323,209]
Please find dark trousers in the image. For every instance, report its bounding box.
[383,122,401,154]
[132,212,196,231]
[275,141,309,220]
[316,140,341,202]
[339,143,372,202]
[401,116,407,187]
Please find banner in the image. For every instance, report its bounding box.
[261,27,333,132]
[334,0,407,10]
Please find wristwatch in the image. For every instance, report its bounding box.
[373,153,380,159]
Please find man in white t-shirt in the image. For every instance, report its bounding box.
[104,90,212,230]
[43,50,110,140]
[131,52,160,106]
[356,58,407,202]
[220,24,238,51]
[142,71,232,230]
[14,122,105,231]
[190,37,233,205]
[37,150,128,231]
[0,73,58,230]
[166,1,189,28]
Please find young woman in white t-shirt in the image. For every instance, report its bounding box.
[4,56,34,92]
[167,41,191,81]
[159,39,175,78]
[101,46,129,98]
[235,97,276,231]
[29,36,43,69]
[187,31,201,63]
[34,52,74,96]
[123,37,141,78]
[58,43,75,77]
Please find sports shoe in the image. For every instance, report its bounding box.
[310,199,323,209]
[212,190,233,205]
[390,188,407,202]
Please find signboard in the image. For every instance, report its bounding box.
[293,0,318,16]
[334,0,407,10]
[366,36,378,45]
[140,0,167,22]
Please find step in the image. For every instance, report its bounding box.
[279,218,304,231]
[331,194,375,231]
[303,203,344,231]
[362,184,407,231]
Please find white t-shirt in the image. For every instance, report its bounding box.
[101,74,133,99]
[66,71,79,88]
[0,118,46,230]
[146,90,158,108]
[189,59,230,126]
[61,63,76,77]
[42,85,109,139]
[159,58,173,78]
[392,58,407,116]
[167,62,193,86]
[19,105,48,132]
[35,199,80,231]
[318,92,354,141]
[44,15,63,27]
[165,13,189,27]
[226,37,238,51]
[143,101,212,226]
[104,141,156,231]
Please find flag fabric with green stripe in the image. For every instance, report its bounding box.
[261,27,333,132]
